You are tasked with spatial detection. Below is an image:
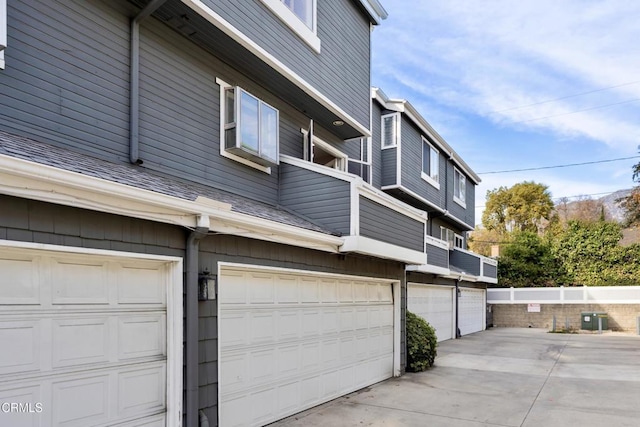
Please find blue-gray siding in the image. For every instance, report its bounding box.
[381,148,397,187]
[446,162,476,228]
[196,0,371,129]
[450,249,481,276]
[359,197,424,252]
[400,117,444,208]
[279,163,351,235]
[1,0,356,207]
[426,244,449,269]
[483,262,497,279]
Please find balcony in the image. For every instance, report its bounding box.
[279,155,428,264]
[450,247,498,284]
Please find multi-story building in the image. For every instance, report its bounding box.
[0,1,496,426]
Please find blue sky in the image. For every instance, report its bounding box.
[371,1,640,225]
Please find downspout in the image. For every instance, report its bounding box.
[130,0,167,165]
[186,216,210,427]
[455,277,461,338]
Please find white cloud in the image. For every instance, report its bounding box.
[373,1,640,152]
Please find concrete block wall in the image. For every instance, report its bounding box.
[492,304,640,332]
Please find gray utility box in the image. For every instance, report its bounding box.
[581,312,608,330]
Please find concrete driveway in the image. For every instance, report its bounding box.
[270,328,640,426]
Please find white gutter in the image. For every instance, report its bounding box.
[0,154,344,253]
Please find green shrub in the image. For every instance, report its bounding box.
[406,311,438,372]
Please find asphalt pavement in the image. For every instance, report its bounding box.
[270,328,640,426]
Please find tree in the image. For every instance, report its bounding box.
[619,159,640,226]
[551,221,640,286]
[468,227,502,257]
[497,231,566,287]
[482,181,554,235]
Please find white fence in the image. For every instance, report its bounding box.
[488,286,640,304]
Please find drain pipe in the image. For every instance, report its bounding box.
[130,0,167,164]
[455,277,461,338]
[186,216,210,427]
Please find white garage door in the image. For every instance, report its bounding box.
[407,284,455,342]
[459,287,485,336]
[0,243,181,427]
[219,265,396,427]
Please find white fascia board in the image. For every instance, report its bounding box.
[402,104,481,184]
[280,154,355,183]
[358,0,388,25]
[340,235,427,265]
[0,154,344,253]
[444,211,475,231]
[358,183,427,223]
[406,263,451,276]
[380,184,445,214]
[181,0,371,137]
[478,276,498,285]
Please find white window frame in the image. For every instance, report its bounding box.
[420,137,440,189]
[381,113,400,149]
[453,167,466,208]
[216,77,278,173]
[0,0,6,69]
[261,0,320,53]
[454,233,464,249]
[440,226,455,249]
[301,128,347,172]
[346,137,372,184]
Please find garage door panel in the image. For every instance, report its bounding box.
[0,384,42,427]
[118,315,166,360]
[52,317,109,367]
[117,365,166,417]
[220,267,395,426]
[52,374,110,427]
[117,264,167,305]
[408,285,454,342]
[0,320,40,375]
[0,256,39,304]
[459,288,485,336]
[0,246,176,427]
[51,259,109,305]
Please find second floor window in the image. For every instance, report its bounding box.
[282,0,314,29]
[381,113,399,148]
[421,138,439,188]
[454,167,466,207]
[224,86,279,167]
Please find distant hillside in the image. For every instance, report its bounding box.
[556,189,631,223]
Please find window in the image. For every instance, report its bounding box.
[261,0,320,52]
[453,167,466,207]
[302,127,348,172]
[381,113,399,149]
[421,138,439,188]
[347,137,372,183]
[282,0,314,29]
[220,80,279,169]
[441,227,464,249]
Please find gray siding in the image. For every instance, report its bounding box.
[197,0,371,128]
[0,0,132,162]
[359,197,424,252]
[483,262,497,279]
[381,148,397,187]
[371,102,383,189]
[446,162,476,228]
[279,163,351,235]
[2,0,358,206]
[450,249,481,276]
[426,244,449,269]
[400,118,444,209]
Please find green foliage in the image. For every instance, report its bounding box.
[497,231,566,287]
[551,221,640,286]
[406,311,438,372]
[619,159,640,227]
[482,182,554,234]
